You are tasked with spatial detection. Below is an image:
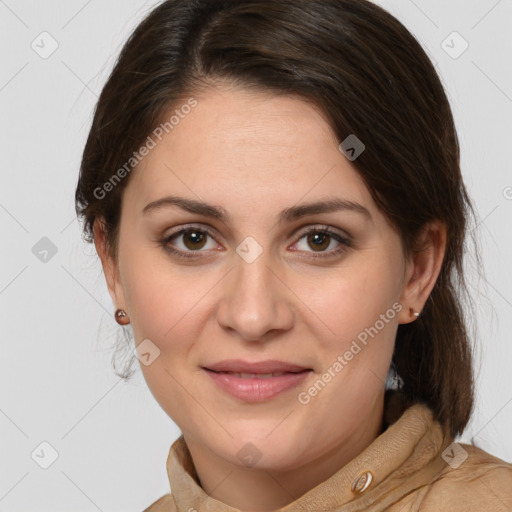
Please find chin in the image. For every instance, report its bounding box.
[215,427,307,471]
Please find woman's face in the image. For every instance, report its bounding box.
[99,84,420,471]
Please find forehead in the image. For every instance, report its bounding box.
[125,86,376,220]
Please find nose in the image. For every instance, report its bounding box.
[216,248,294,342]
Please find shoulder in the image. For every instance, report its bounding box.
[142,493,175,512]
[419,442,512,511]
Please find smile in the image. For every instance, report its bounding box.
[203,368,312,402]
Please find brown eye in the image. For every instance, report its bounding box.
[293,226,351,258]
[162,227,219,258]
[181,230,208,250]
[307,232,331,252]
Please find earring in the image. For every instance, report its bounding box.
[409,307,420,318]
[115,309,130,325]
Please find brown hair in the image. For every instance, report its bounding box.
[75,0,480,438]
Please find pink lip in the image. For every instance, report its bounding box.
[203,370,311,402]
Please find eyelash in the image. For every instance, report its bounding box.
[159,224,352,261]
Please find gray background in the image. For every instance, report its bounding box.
[1,0,511,510]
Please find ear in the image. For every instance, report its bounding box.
[93,218,126,310]
[397,220,447,325]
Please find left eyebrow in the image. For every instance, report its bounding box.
[142,195,372,225]
[278,198,372,225]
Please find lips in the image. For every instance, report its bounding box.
[202,359,312,402]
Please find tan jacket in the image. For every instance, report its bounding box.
[144,397,512,511]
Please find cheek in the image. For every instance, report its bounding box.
[120,245,221,361]
[301,258,399,346]
[119,244,192,343]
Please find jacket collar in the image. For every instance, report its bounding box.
[165,393,452,511]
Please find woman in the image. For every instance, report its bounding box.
[75,0,512,510]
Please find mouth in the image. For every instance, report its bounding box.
[203,358,311,374]
[201,360,313,402]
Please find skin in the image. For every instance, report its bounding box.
[94,83,447,511]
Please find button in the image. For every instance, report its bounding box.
[351,470,374,494]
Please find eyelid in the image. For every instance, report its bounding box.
[292,224,351,243]
[163,223,219,239]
